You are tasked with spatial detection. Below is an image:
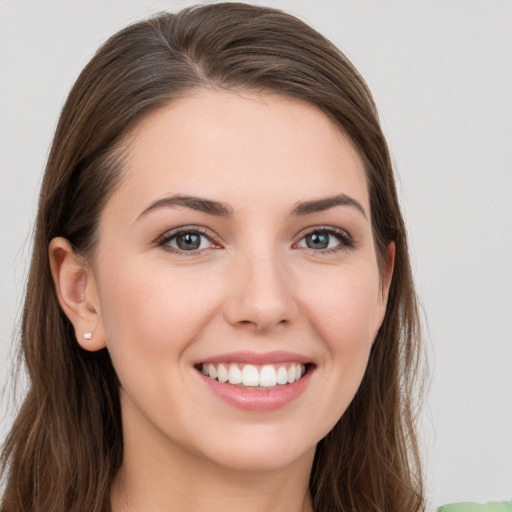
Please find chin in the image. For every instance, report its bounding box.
[206,445,314,473]
[191,425,319,473]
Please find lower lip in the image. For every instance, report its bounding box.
[198,368,313,412]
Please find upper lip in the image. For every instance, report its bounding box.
[196,351,313,365]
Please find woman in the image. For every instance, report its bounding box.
[1,3,425,511]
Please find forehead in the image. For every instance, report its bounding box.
[110,89,369,217]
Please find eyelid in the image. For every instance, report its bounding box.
[293,225,355,252]
[155,225,222,254]
[154,224,354,255]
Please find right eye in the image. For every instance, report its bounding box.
[157,228,217,254]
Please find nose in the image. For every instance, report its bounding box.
[223,249,299,333]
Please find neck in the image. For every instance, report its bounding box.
[110,407,315,512]
[111,446,315,512]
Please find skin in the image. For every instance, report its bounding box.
[50,90,394,512]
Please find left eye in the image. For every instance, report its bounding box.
[161,231,214,252]
[296,230,349,251]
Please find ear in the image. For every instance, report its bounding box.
[380,241,395,305]
[373,241,395,335]
[49,237,106,351]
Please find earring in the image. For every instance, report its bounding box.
[83,332,93,340]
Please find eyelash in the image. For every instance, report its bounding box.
[156,227,219,255]
[294,226,355,254]
[156,226,354,255]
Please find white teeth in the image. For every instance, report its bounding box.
[217,363,229,383]
[201,362,307,388]
[276,366,288,385]
[287,365,296,383]
[241,365,259,386]
[259,365,277,387]
[208,364,217,379]
[228,364,242,384]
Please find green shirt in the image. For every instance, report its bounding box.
[439,502,512,512]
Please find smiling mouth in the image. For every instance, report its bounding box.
[195,362,310,390]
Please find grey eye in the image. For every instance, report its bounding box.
[305,232,330,249]
[163,231,214,252]
[297,229,353,251]
[175,233,202,250]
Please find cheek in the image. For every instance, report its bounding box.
[301,264,381,368]
[288,264,382,438]
[96,259,220,372]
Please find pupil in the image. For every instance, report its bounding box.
[177,233,200,250]
[307,232,329,249]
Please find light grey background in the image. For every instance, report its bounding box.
[1,0,511,509]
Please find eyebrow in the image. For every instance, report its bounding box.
[290,194,367,219]
[137,194,234,221]
[137,192,367,221]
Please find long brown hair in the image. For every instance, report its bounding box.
[1,4,425,511]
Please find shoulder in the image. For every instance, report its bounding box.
[438,502,512,512]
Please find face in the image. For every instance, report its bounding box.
[88,90,392,472]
